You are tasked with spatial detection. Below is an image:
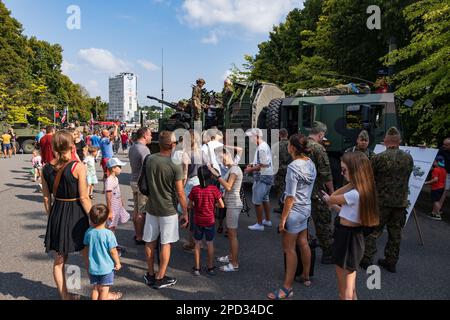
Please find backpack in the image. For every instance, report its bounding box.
[138,154,151,196]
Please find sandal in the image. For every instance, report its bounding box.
[109,292,123,300]
[297,276,312,287]
[267,287,293,300]
[220,263,239,272]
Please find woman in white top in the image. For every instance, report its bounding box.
[209,148,243,272]
[321,151,379,300]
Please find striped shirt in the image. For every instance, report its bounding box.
[189,185,222,226]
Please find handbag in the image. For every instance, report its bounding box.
[138,154,151,196]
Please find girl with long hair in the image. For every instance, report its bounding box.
[321,151,379,300]
[267,134,317,299]
[41,130,92,299]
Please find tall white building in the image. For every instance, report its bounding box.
[108,73,138,122]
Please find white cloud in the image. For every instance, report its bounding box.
[137,59,160,71]
[201,31,219,45]
[181,0,300,34]
[61,60,76,74]
[78,48,130,73]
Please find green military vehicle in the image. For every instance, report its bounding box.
[261,90,401,186]
[0,122,40,154]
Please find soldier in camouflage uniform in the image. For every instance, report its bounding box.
[273,129,292,213]
[360,127,413,273]
[344,130,375,159]
[191,78,205,121]
[307,121,335,264]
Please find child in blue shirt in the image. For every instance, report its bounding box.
[84,204,122,300]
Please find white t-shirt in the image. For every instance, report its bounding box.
[201,140,223,173]
[252,141,274,176]
[339,189,361,224]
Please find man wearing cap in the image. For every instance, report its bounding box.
[272,129,292,214]
[245,128,274,231]
[437,137,450,214]
[142,131,188,289]
[192,78,206,122]
[307,121,334,264]
[344,130,375,159]
[360,127,413,273]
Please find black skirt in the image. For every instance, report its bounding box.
[332,224,364,272]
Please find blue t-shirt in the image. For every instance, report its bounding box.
[83,227,118,276]
[100,137,114,159]
[90,135,101,148]
[36,132,45,142]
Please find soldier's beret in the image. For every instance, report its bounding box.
[358,130,369,141]
[311,121,328,134]
[386,127,400,136]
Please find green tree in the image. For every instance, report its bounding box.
[383,0,450,144]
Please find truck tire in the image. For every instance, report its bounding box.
[265,98,282,130]
[21,139,35,154]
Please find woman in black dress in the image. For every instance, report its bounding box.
[42,130,92,300]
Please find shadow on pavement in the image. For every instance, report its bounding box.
[16,194,43,203]
[0,272,56,300]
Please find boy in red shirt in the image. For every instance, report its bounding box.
[188,166,224,276]
[425,156,446,220]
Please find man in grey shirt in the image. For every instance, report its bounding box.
[128,127,152,245]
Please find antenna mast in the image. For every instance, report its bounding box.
[161,48,164,117]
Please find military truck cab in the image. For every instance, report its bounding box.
[280,93,401,186]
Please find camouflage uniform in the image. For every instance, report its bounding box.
[307,137,334,257]
[191,82,203,121]
[273,138,292,205]
[361,147,414,266]
[344,146,375,159]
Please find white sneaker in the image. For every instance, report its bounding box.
[248,223,264,231]
[262,220,272,227]
[217,255,230,264]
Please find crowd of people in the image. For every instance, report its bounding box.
[29,121,449,300]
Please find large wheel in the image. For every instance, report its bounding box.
[21,139,36,154]
[265,98,282,130]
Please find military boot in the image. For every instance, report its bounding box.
[378,258,397,273]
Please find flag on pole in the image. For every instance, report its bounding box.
[61,108,67,124]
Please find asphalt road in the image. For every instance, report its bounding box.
[0,154,449,300]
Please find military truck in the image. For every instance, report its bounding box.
[261,91,401,186]
[0,122,40,154]
[146,81,285,154]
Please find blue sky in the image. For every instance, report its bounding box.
[4,0,303,105]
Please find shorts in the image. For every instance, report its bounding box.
[193,224,215,242]
[252,181,271,205]
[89,271,114,286]
[87,175,98,185]
[225,207,242,229]
[431,188,444,202]
[285,206,311,234]
[108,207,130,228]
[331,224,364,272]
[131,181,148,214]
[446,174,450,191]
[143,213,179,245]
[122,143,128,150]
[101,158,110,174]
[3,143,11,151]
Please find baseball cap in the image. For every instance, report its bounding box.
[107,158,127,168]
[246,128,264,138]
[435,155,445,167]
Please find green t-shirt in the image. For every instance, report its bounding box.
[145,153,184,217]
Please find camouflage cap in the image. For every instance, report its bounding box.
[386,126,400,137]
[311,121,328,134]
[358,130,369,141]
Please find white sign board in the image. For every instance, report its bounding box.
[373,145,439,222]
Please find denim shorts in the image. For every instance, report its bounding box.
[89,271,114,286]
[285,206,311,234]
[2,143,11,151]
[193,224,215,242]
[252,181,271,205]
